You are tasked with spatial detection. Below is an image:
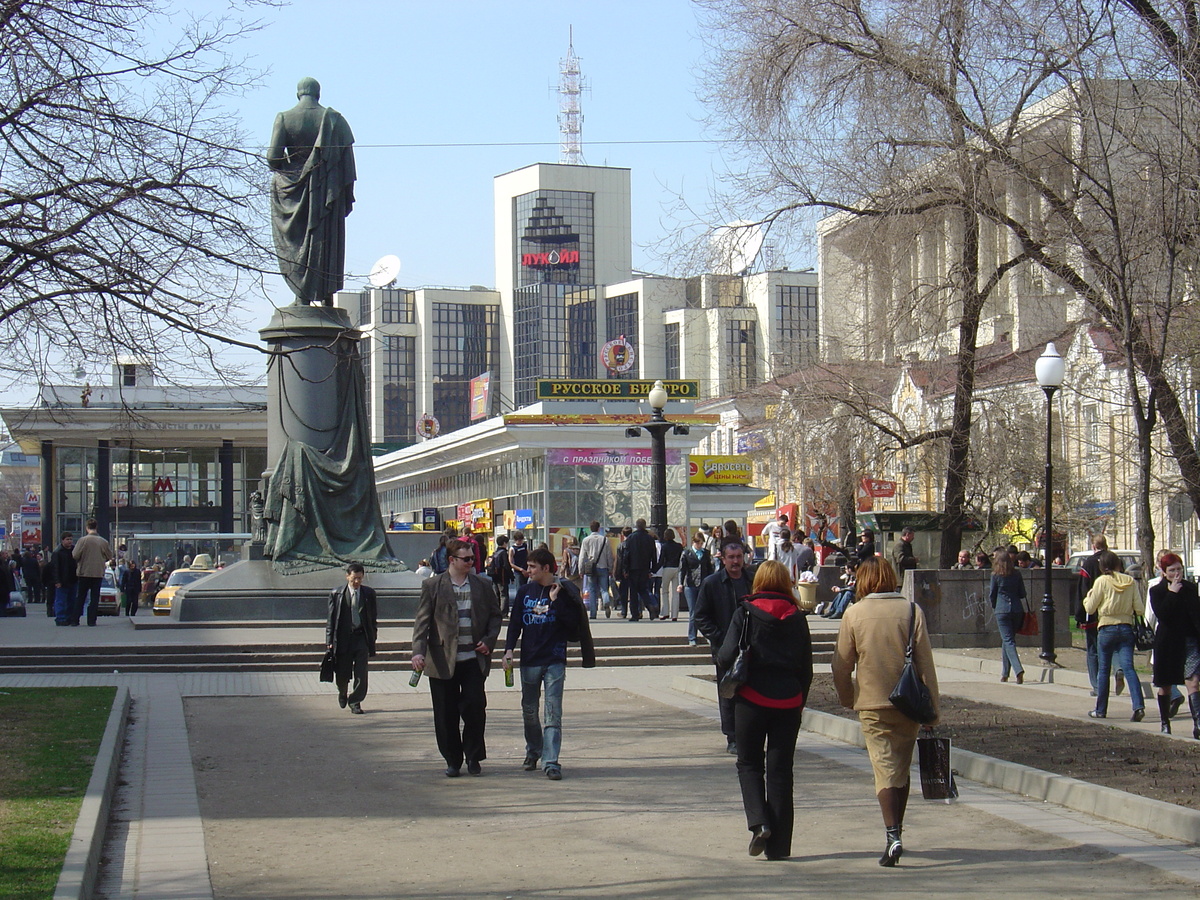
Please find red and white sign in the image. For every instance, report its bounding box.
[522,249,580,268]
[600,337,635,373]
[417,414,440,439]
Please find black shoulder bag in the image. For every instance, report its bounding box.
[718,607,753,700]
[888,602,937,724]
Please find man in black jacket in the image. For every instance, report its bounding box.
[621,519,659,622]
[694,538,754,753]
[325,563,378,714]
[50,533,78,626]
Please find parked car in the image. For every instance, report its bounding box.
[1065,550,1144,581]
[152,564,216,616]
[94,568,121,616]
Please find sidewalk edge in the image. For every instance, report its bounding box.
[670,674,1200,846]
[54,685,130,900]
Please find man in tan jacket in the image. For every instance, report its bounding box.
[72,518,114,626]
[411,539,503,777]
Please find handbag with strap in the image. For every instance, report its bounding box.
[888,602,937,724]
[718,606,753,700]
[1132,614,1155,652]
[917,732,959,802]
[319,648,336,683]
[1016,602,1039,637]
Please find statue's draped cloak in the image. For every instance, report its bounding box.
[270,107,356,304]
[262,340,398,574]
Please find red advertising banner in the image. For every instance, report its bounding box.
[469,372,492,422]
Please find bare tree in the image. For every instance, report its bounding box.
[0,0,274,388]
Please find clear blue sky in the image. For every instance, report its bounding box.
[219,0,803,321]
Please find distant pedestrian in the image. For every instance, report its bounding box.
[657,528,684,621]
[460,524,484,574]
[717,560,812,860]
[119,559,141,616]
[578,521,614,619]
[486,535,512,610]
[72,519,114,626]
[1084,551,1146,722]
[832,557,939,868]
[413,559,434,579]
[694,537,754,754]
[951,550,973,570]
[508,530,530,594]
[1146,552,1200,737]
[679,532,715,646]
[621,519,659,622]
[51,533,78,626]
[892,527,918,574]
[794,537,816,574]
[19,550,41,607]
[326,563,378,714]
[411,539,503,777]
[989,551,1027,685]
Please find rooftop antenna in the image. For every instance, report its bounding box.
[558,27,588,165]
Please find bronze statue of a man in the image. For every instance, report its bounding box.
[268,77,356,306]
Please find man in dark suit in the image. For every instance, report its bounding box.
[326,562,378,714]
[411,539,503,777]
[621,518,660,622]
[694,537,754,755]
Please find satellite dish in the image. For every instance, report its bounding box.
[709,220,765,275]
[368,254,402,288]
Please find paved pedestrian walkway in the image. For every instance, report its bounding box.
[3,613,1199,898]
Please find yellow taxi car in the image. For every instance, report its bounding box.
[152,554,216,616]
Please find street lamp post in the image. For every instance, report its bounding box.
[626,380,687,540]
[1035,343,1066,664]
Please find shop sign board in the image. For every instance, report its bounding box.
[548,449,682,466]
[422,507,440,531]
[536,379,699,400]
[600,337,636,373]
[688,455,753,485]
[20,516,40,547]
[469,373,492,422]
[456,499,494,532]
[505,413,718,426]
[514,509,535,530]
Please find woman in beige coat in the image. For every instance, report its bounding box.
[832,557,939,867]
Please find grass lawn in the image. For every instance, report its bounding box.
[0,686,116,900]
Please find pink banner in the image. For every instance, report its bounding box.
[548,448,682,466]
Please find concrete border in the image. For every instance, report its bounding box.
[54,685,130,900]
[932,650,1153,699]
[671,674,1200,846]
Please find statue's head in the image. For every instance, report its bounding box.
[296,77,321,100]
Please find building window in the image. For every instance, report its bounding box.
[513,189,595,288]
[383,336,416,444]
[381,289,413,324]
[775,285,818,372]
[359,291,372,326]
[727,320,757,393]
[432,303,500,432]
[360,338,371,413]
[606,292,639,380]
[514,285,595,406]
[664,323,680,380]
[122,364,137,387]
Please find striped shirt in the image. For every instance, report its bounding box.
[454,579,475,662]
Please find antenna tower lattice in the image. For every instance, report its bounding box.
[558,29,587,165]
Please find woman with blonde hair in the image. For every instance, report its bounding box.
[716,560,813,861]
[832,557,939,867]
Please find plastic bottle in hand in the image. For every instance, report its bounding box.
[409,669,422,687]
[504,658,514,687]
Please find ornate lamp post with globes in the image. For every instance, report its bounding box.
[1035,343,1066,664]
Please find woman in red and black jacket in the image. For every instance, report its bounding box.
[717,560,813,861]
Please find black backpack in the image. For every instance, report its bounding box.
[487,549,508,581]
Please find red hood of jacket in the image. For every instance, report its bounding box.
[747,591,799,620]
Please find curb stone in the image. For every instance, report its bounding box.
[932,649,1154,700]
[54,686,130,900]
[670,674,1200,846]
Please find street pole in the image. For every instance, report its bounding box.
[646,382,670,540]
[1035,343,1065,665]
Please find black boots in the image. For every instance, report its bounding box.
[1190,693,1200,740]
[1157,694,1172,734]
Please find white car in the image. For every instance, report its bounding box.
[94,569,121,616]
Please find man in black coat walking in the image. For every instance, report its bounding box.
[326,563,378,714]
[621,519,659,622]
[694,537,755,754]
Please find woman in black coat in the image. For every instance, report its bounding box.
[1147,552,1200,737]
[717,560,813,861]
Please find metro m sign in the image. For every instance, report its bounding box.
[153,476,174,493]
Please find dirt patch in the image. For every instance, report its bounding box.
[804,674,1200,810]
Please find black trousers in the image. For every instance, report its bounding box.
[734,697,802,859]
[76,576,102,625]
[335,631,370,705]
[429,661,488,768]
[626,573,659,621]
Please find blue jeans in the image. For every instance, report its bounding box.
[585,568,610,618]
[1096,624,1144,716]
[995,609,1024,679]
[54,584,77,625]
[685,585,700,642]
[521,662,566,766]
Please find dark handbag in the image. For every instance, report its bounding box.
[1132,614,1155,652]
[888,603,937,724]
[917,733,959,802]
[718,608,752,700]
[319,648,336,683]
